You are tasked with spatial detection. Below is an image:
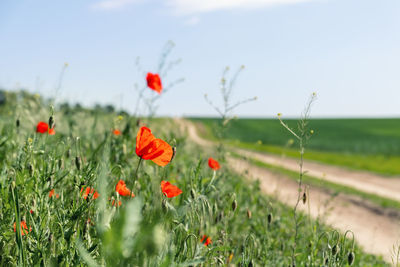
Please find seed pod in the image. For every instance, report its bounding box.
[122,144,127,155]
[267,213,272,224]
[27,163,34,177]
[58,159,63,169]
[190,188,196,199]
[75,156,81,171]
[16,119,20,128]
[302,191,307,204]
[247,209,252,219]
[232,199,237,212]
[332,244,339,256]
[48,116,54,129]
[348,251,355,265]
[66,149,71,158]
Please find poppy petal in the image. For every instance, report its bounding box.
[136,127,156,157]
[161,180,182,198]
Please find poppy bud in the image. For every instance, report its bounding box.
[75,156,81,171]
[348,251,355,265]
[66,149,71,158]
[27,163,34,177]
[332,244,339,256]
[267,213,272,224]
[136,118,141,127]
[58,159,63,169]
[217,258,224,265]
[302,191,307,204]
[16,119,20,128]
[48,233,53,243]
[232,199,237,212]
[162,199,168,213]
[190,188,196,199]
[215,211,223,223]
[170,147,177,163]
[247,209,252,219]
[248,259,254,267]
[48,116,54,129]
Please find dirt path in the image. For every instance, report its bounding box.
[177,118,400,263]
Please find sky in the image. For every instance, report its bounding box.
[0,0,400,118]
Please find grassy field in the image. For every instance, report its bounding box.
[192,118,400,175]
[0,91,388,266]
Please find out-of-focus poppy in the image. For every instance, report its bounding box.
[146,72,162,94]
[111,199,122,207]
[13,221,31,236]
[115,180,135,197]
[81,186,99,200]
[208,158,220,170]
[136,126,173,167]
[161,181,182,198]
[200,235,212,246]
[36,121,55,135]
[113,129,121,136]
[48,189,59,198]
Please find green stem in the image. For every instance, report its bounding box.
[134,157,143,183]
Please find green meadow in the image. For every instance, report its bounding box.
[0,91,387,266]
[192,118,400,175]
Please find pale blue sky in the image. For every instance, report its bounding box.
[1,0,399,117]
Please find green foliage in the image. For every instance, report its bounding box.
[0,91,387,266]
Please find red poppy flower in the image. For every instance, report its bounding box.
[161,181,182,198]
[208,158,220,170]
[200,235,212,246]
[115,180,135,197]
[81,186,99,200]
[113,129,121,136]
[146,72,162,94]
[136,126,173,167]
[13,221,31,236]
[36,121,55,135]
[49,189,60,198]
[36,121,48,133]
[30,209,34,214]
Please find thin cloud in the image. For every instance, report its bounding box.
[91,0,142,10]
[184,16,200,25]
[167,0,317,15]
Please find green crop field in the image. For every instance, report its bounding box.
[0,91,387,266]
[192,118,400,175]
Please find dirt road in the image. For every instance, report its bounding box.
[177,118,400,263]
